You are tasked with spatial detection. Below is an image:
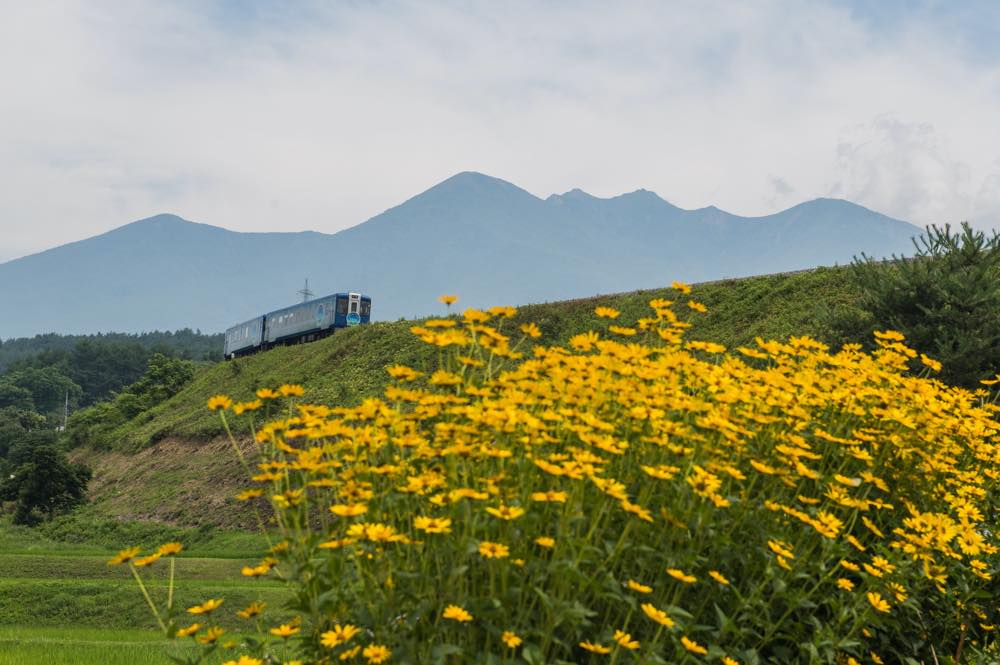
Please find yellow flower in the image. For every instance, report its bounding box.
[580,641,612,654]
[722,658,740,665]
[501,631,522,648]
[414,516,452,534]
[197,627,225,644]
[256,387,280,399]
[330,503,368,517]
[207,395,233,410]
[187,598,224,615]
[156,542,183,556]
[626,579,653,594]
[363,644,392,663]
[235,489,264,501]
[488,305,517,318]
[132,553,161,567]
[871,556,896,574]
[594,306,620,319]
[867,591,891,613]
[237,601,266,619]
[339,646,362,660]
[666,568,697,584]
[278,384,304,397]
[535,536,556,549]
[767,539,795,559]
[641,603,675,628]
[438,294,458,305]
[233,399,263,414]
[530,490,568,503]
[687,300,707,313]
[321,624,361,647]
[485,505,525,520]
[671,280,692,294]
[920,354,942,372]
[387,365,423,381]
[520,322,542,338]
[836,578,855,591]
[222,657,263,665]
[442,604,473,622]
[107,546,141,566]
[270,623,301,638]
[681,636,707,655]
[613,630,640,650]
[479,541,510,559]
[176,623,201,638]
[840,560,860,572]
[708,570,730,585]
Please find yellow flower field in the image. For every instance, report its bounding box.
[121,288,1000,664]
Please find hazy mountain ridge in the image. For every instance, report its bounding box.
[0,172,920,337]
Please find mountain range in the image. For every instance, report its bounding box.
[0,172,920,338]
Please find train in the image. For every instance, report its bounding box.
[223,291,372,359]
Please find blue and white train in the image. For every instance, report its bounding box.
[224,292,372,359]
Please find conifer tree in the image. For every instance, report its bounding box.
[850,222,1000,387]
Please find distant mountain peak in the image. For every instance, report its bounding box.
[127,213,193,227]
[550,187,597,202]
[398,171,541,212]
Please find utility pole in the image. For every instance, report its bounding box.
[62,389,69,431]
[298,278,314,303]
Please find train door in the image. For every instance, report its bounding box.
[346,293,362,326]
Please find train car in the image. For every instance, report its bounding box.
[224,315,265,359]
[223,292,371,359]
[263,292,372,346]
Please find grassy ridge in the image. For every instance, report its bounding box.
[0,627,193,665]
[0,526,291,664]
[102,267,859,451]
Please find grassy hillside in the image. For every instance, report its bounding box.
[99,266,859,451]
[69,267,861,526]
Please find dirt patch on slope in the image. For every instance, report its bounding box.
[72,437,261,529]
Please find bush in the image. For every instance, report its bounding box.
[66,353,195,449]
[121,295,999,664]
[1,443,90,525]
[841,222,1000,388]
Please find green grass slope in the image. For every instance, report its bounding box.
[99,267,860,452]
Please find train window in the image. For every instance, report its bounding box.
[337,298,348,315]
[361,301,370,316]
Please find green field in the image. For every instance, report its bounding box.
[0,627,192,665]
[0,521,289,664]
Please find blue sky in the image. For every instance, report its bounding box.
[2,0,999,261]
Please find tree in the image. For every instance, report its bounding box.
[0,444,91,525]
[845,222,1000,387]
[5,366,82,415]
[0,382,34,411]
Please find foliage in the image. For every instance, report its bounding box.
[0,365,83,414]
[0,407,46,459]
[0,328,224,374]
[834,223,1000,388]
[1,443,91,525]
[66,354,196,449]
[121,293,999,664]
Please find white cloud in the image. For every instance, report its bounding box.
[1,0,1000,260]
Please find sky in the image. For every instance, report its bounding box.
[2,0,1000,262]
